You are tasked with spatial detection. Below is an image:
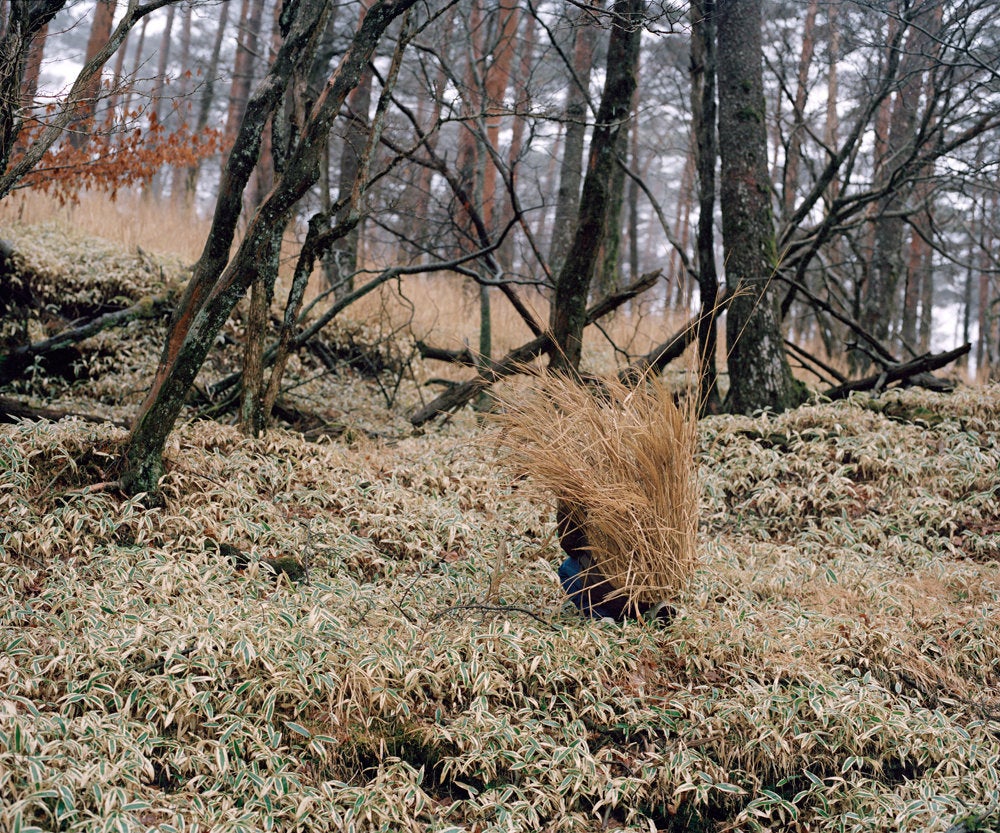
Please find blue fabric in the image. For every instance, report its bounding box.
[558,556,620,620]
[558,555,585,597]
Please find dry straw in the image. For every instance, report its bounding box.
[492,372,700,611]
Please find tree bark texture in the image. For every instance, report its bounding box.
[717,0,802,414]
[548,1,600,277]
[121,0,418,496]
[0,1,65,179]
[67,0,117,147]
[549,0,643,375]
[690,0,721,413]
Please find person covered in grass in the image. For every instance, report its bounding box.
[555,503,674,623]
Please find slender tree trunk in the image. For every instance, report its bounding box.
[626,95,640,283]
[499,5,535,271]
[860,11,931,362]
[67,0,117,147]
[121,16,147,122]
[184,0,230,202]
[104,21,129,121]
[781,0,818,219]
[20,21,47,108]
[328,56,374,298]
[669,142,694,308]
[717,0,802,414]
[481,0,519,232]
[143,4,175,201]
[169,1,193,206]
[225,0,266,146]
[690,0,721,413]
[548,1,600,277]
[976,190,997,377]
[916,236,933,351]
[549,0,643,374]
[240,2,288,437]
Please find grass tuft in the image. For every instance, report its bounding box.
[491,373,700,609]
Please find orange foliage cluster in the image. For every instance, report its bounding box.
[13,110,223,204]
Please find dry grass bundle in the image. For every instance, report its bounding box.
[492,373,700,610]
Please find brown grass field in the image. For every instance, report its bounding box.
[1,194,998,832]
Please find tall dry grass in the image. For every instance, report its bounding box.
[0,191,696,375]
[491,372,700,609]
[0,190,212,263]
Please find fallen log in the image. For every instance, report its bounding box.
[0,292,174,386]
[0,395,127,426]
[410,270,661,425]
[822,343,970,400]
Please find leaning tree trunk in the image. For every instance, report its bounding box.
[717,0,803,414]
[120,0,418,497]
[549,0,643,375]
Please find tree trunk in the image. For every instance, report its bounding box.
[547,1,600,277]
[668,142,694,308]
[184,0,230,202]
[481,0,519,233]
[20,20,48,108]
[225,0,266,147]
[143,4,175,201]
[781,0,818,219]
[67,0,117,147]
[103,19,129,122]
[168,0,193,205]
[0,1,65,178]
[690,0,721,414]
[717,0,803,414]
[860,12,931,362]
[502,9,535,268]
[328,58,373,299]
[595,71,635,299]
[549,0,642,375]
[120,0,417,497]
[626,98,640,283]
[121,15,148,123]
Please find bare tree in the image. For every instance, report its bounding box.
[120,0,419,496]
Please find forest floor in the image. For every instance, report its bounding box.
[1,220,999,832]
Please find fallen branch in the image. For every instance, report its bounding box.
[0,395,127,427]
[409,270,661,426]
[0,292,174,386]
[415,340,478,367]
[822,343,970,400]
[784,339,848,386]
[618,288,732,384]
